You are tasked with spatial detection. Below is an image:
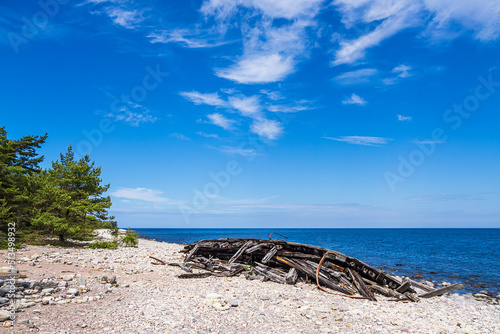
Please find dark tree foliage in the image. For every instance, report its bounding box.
[0,127,115,244]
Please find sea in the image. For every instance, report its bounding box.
[131,228,500,295]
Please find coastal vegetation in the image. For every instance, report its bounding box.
[0,126,116,248]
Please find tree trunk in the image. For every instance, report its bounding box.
[59,235,65,242]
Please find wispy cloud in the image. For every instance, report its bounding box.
[180,91,227,107]
[260,90,285,101]
[105,7,145,29]
[250,118,284,140]
[207,113,236,130]
[201,0,324,20]
[197,131,219,139]
[216,145,260,157]
[267,100,314,113]
[216,54,295,84]
[170,133,189,141]
[342,93,367,106]
[83,1,147,30]
[205,5,318,84]
[111,187,170,203]
[332,0,500,65]
[147,28,230,48]
[228,95,262,118]
[324,135,392,146]
[102,90,156,127]
[397,115,412,121]
[334,68,378,85]
[392,64,412,78]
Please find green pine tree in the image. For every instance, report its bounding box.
[0,126,47,235]
[33,146,115,241]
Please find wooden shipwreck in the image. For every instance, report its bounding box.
[153,236,463,302]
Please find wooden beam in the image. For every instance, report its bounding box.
[184,243,199,262]
[419,283,463,298]
[347,268,377,301]
[396,281,412,293]
[261,246,278,264]
[245,243,266,254]
[408,279,435,292]
[228,241,252,264]
[286,268,298,284]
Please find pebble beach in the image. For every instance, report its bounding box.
[1,231,499,334]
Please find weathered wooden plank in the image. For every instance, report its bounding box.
[277,251,321,261]
[419,283,464,298]
[404,292,420,302]
[396,281,412,293]
[408,279,435,292]
[254,264,286,284]
[178,272,212,279]
[262,246,278,264]
[245,243,267,254]
[370,285,405,299]
[228,265,246,277]
[228,241,252,264]
[347,268,377,301]
[286,268,298,284]
[184,243,200,262]
[275,256,353,295]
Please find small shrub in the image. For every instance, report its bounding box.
[110,227,120,237]
[87,240,118,250]
[120,228,138,247]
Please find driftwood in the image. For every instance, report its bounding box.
[149,256,166,265]
[419,283,464,298]
[347,268,377,301]
[177,237,463,303]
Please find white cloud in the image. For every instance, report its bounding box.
[334,68,378,85]
[228,95,262,118]
[392,64,412,78]
[250,118,283,140]
[208,9,315,84]
[333,13,420,65]
[103,92,156,127]
[207,113,236,130]
[197,131,219,139]
[342,93,367,106]
[423,0,500,42]
[111,187,169,203]
[332,0,500,65]
[105,7,144,29]
[267,100,314,113]
[216,54,295,84]
[201,0,324,20]
[217,145,260,157]
[260,90,285,100]
[324,135,392,146]
[147,28,229,48]
[397,115,412,121]
[180,91,227,107]
[170,133,189,141]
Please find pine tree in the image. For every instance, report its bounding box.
[33,147,115,241]
[0,126,47,234]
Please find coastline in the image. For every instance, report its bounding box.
[1,232,499,333]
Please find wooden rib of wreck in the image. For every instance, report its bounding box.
[176,238,463,302]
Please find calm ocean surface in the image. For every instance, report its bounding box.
[132,228,500,295]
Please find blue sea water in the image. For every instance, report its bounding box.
[132,228,500,295]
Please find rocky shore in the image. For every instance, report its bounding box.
[0,231,499,333]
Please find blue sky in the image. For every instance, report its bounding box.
[1,0,499,228]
